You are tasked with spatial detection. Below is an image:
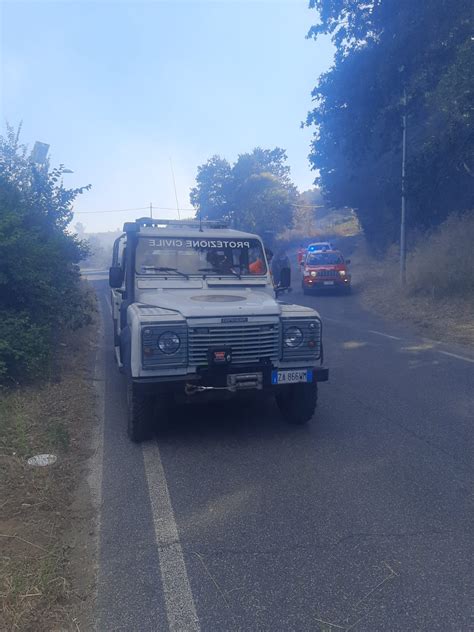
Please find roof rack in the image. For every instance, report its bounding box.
[123,217,229,232]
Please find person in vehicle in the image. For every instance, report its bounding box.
[249,252,266,274]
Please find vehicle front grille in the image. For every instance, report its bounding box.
[315,269,337,278]
[188,323,279,366]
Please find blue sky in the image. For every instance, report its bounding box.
[1,0,334,232]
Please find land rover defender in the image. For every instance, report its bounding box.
[109,218,329,441]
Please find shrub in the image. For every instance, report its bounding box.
[0,312,50,381]
[0,124,91,382]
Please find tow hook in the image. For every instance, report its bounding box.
[185,372,263,396]
[185,383,229,396]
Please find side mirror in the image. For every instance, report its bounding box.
[109,266,124,288]
[346,259,351,264]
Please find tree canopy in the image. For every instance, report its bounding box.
[190,147,297,238]
[307,0,473,250]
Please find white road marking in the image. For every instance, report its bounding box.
[142,442,200,632]
[107,300,113,317]
[437,350,474,364]
[369,330,402,341]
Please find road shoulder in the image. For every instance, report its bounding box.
[0,309,102,631]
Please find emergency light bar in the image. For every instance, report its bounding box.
[124,218,229,232]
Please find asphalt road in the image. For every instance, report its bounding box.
[88,272,473,631]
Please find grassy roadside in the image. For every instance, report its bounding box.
[0,299,99,631]
[351,240,474,348]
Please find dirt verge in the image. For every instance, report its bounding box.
[0,307,100,631]
[352,242,474,348]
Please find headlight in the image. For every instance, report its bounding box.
[310,271,317,277]
[158,331,181,354]
[338,270,346,277]
[284,326,303,348]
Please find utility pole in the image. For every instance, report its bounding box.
[149,202,153,218]
[169,156,181,220]
[400,86,407,286]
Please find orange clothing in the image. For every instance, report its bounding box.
[249,258,265,274]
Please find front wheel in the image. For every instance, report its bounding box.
[126,379,155,442]
[275,382,318,425]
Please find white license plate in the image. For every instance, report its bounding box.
[323,280,334,286]
[272,369,313,385]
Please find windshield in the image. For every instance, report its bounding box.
[306,252,343,266]
[135,236,267,276]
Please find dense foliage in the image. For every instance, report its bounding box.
[190,147,298,238]
[0,125,92,381]
[307,0,473,251]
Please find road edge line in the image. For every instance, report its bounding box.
[142,442,201,632]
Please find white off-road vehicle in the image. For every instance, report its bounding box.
[109,218,329,441]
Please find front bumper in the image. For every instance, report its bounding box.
[303,277,350,289]
[132,363,329,388]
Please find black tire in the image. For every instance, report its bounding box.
[126,379,155,442]
[302,284,311,296]
[343,285,352,295]
[275,382,318,425]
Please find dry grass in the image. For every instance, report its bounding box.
[279,208,361,243]
[0,305,99,631]
[353,216,474,347]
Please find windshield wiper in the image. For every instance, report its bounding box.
[198,267,241,279]
[141,266,189,279]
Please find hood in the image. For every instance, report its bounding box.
[136,288,281,318]
[305,264,346,271]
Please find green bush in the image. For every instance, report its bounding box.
[0,312,50,381]
[0,124,91,382]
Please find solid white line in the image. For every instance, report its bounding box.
[369,330,402,341]
[142,443,200,632]
[438,350,474,364]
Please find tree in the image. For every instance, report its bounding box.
[307,0,474,251]
[190,147,297,237]
[0,124,92,381]
[189,155,232,221]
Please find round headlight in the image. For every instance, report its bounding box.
[158,331,181,354]
[284,326,303,348]
[310,270,317,277]
[338,270,346,277]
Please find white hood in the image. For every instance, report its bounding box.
[136,288,281,318]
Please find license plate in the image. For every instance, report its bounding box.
[271,369,313,385]
[323,280,334,286]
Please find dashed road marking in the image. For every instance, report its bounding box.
[142,442,200,632]
[369,330,402,341]
[437,350,474,364]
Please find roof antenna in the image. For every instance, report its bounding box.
[169,156,181,220]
